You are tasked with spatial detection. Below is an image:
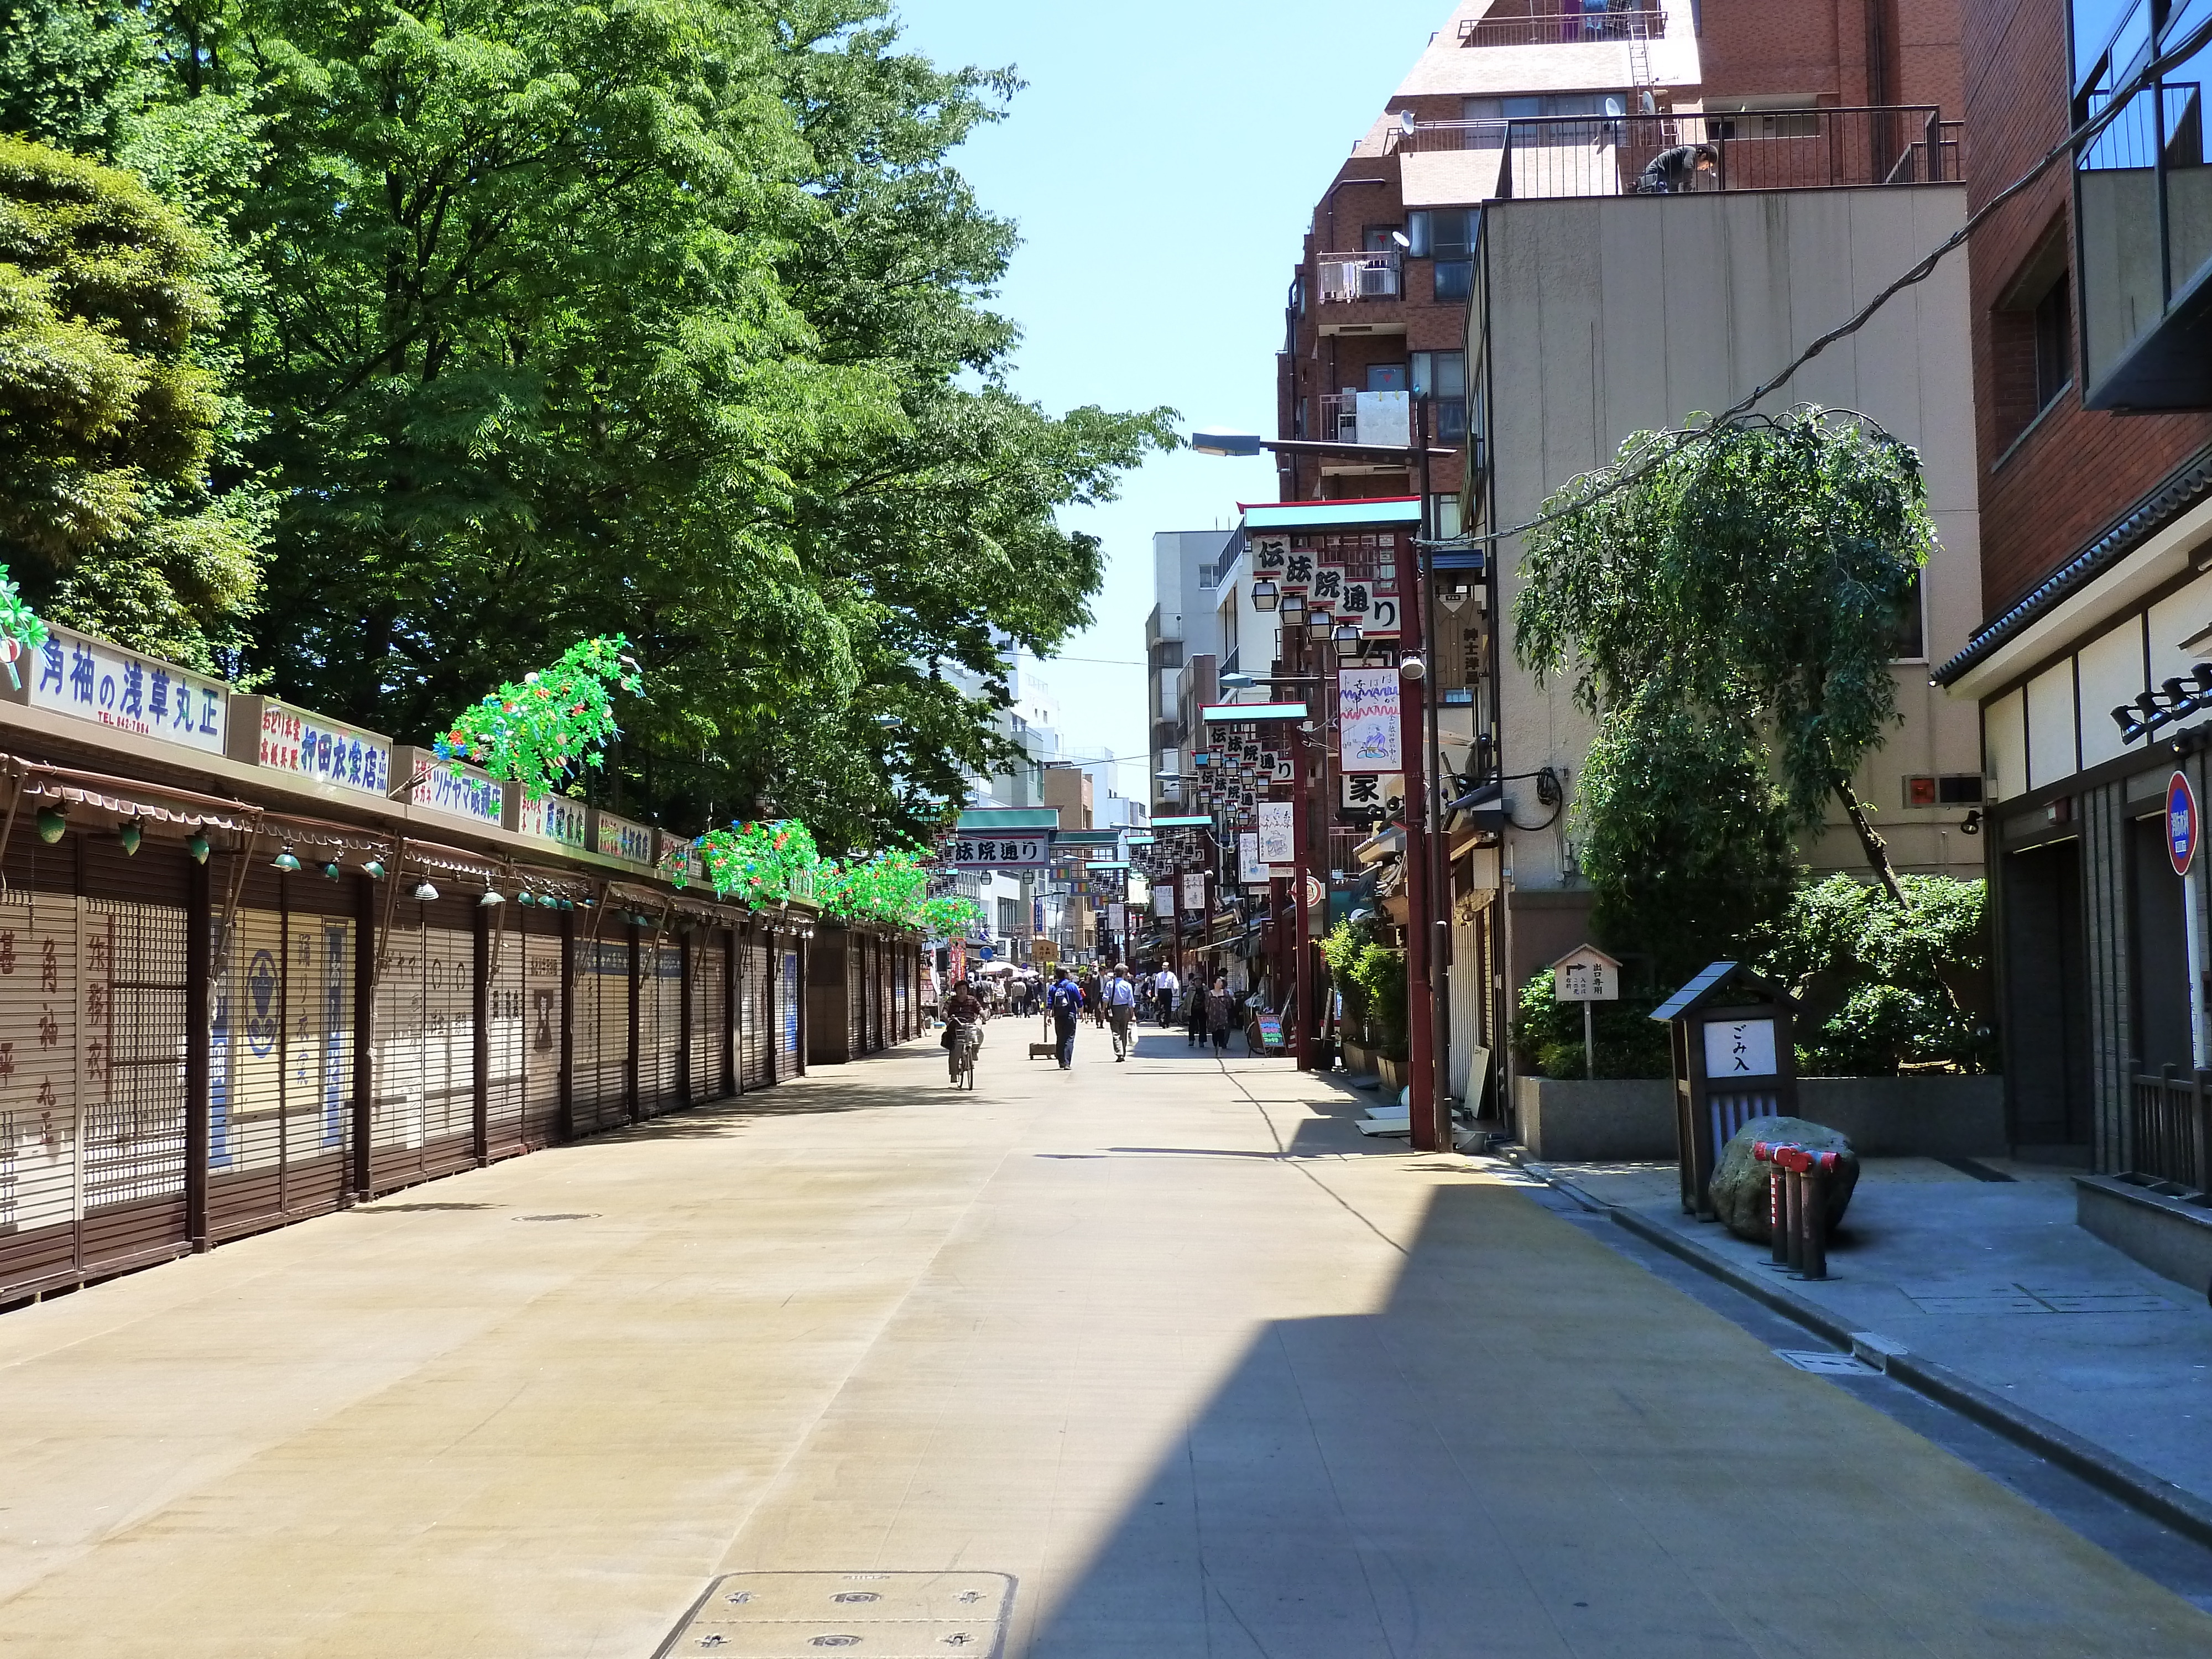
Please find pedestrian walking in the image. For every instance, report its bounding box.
[1153,964,1180,1027]
[1204,975,1235,1056]
[1183,977,1207,1048]
[1046,967,1085,1070]
[1106,963,1137,1062]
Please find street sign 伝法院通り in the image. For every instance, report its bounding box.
[950,836,1050,869]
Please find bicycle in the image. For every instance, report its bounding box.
[947,1019,982,1089]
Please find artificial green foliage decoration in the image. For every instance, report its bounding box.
[436,638,640,801]
[1516,406,1936,930]
[691,820,822,906]
[0,564,50,683]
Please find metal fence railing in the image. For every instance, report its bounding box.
[2129,1066,2212,1190]
[1457,6,1665,46]
[1392,107,1963,196]
[1317,248,1402,302]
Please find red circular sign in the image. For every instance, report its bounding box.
[2171,770,2199,877]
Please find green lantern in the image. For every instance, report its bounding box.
[36,806,65,844]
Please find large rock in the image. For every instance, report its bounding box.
[1709,1115,1859,1243]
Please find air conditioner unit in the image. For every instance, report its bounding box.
[1357,264,1397,298]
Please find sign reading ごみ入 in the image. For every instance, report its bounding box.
[30,625,226,755]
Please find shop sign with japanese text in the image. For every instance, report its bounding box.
[405,752,505,828]
[243,697,390,797]
[515,794,588,850]
[30,626,226,755]
[592,808,655,867]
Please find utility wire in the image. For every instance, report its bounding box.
[1448,18,2212,551]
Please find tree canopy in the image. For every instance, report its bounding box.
[1514,408,1936,974]
[0,0,1173,851]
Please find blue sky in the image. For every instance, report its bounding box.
[890,1,1449,786]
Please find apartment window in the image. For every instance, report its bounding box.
[1364,225,1404,253]
[1412,351,1468,442]
[1430,493,1464,540]
[1407,207,1475,301]
[1887,575,1925,662]
[997,897,1022,937]
[1219,591,1239,667]
[1990,226,2073,452]
[1367,362,1409,393]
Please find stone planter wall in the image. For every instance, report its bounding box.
[1512,1073,2008,1164]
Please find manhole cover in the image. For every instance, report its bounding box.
[1775,1349,1878,1376]
[655,1572,1014,1659]
[512,1213,598,1222]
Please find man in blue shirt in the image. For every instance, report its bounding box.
[1046,968,1086,1069]
[1106,964,1138,1061]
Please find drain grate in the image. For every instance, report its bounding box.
[1775,1349,1879,1376]
[655,1572,1014,1659]
[512,1213,598,1222]
[1895,1280,2179,1315]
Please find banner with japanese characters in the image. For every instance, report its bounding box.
[1256,801,1296,866]
[1337,666,1403,772]
[30,626,226,756]
[1180,873,1207,913]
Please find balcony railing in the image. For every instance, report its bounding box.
[1317,248,1401,302]
[1484,107,1961,199]
[1457,6,1665,46]
[2128,1066,2212,1192]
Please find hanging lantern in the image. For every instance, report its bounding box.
[36,806,65,844]
[322,862,342,881]
[118,820,142,857]
[272,847,302,873]
[187,831,210,865]
[361,858,386,880]
[411,879,439,902]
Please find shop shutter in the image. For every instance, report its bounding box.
[280,904,353,1218]
[519,917,564,1146]
[369,912,427,1192]
[575,936,630,1132]
[208,888,288,1238]
[0,886,82,1293]
[779,945,802,1073]
[639,939,680,1114]
[846,942,864,1056]
[419,919,476,1175]
[484,912,527,1159]
[738,933,768,1090]
[688,930,726,1101]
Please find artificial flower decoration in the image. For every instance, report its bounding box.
[435,636,642,801]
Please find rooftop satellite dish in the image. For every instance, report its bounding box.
[1399,108,1417,134]
[1604,95,1625,117]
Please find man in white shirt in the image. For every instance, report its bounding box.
[1107,964,1138,1061]
[1151,965,1180,1027]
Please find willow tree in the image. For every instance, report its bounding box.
[1514,408,1936,970]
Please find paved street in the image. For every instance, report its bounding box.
[0,1026,2207,1657]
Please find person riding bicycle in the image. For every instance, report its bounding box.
[944,980,986,1083]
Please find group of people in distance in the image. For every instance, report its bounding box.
[938,960,1247,1082]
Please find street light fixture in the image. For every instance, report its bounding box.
[1280,591,1308,622]
[1251,578,1280,612]
[1306,607,1334,639]
[1332,622,1365,659]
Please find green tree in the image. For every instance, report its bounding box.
[0,134,262,667]
[1515,408,1936,974]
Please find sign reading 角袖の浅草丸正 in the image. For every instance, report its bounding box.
[28,625,227,757]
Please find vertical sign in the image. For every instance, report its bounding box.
[1256,801,1295,866]
[1337,666,1403,773]
[1239,831,1267,885]
[1181,873,1207,914]
[1154,888,1176,918]
[2172,770,2206,1068]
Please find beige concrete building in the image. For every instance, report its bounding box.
[1469,182,1986,990]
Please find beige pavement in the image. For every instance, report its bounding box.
[0,1020,2206,1656]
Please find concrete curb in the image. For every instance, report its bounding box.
[1508,1150,2212,1555]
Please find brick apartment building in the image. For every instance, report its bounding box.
[1932,0,2212,1173]
[1183,0,1978,1117]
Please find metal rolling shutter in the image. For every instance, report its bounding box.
[846,941,864,1056]
[369,910,427,1192]
[738,932,768,1090]
[0,883,81,1295]
[419,916,476,1175]
[519,916,564,1146]
[575,935,630,1132]
[484,911,527,1159]
[647,940,681,1113]
[208,878,288,1239]
[77,842,190,1270]
[688,930,726,1102]
[276,877,354,1222]
[779,944,802,1074]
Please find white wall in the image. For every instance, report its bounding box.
[1481,184,1984,887]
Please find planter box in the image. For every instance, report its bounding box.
[2076,1173,2212,1292]
[1341,1041,1379,1077]
[1512,1073,2007,1164]
[1376,1056,1408,1096]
